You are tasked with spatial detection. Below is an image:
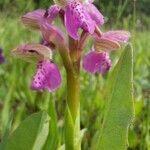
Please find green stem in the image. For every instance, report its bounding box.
[66,70,80,122]
[58,38,81,150]
[65,64,80,150]
[68,36,81,122]
[57,44,73,72]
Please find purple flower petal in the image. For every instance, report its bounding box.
[12,43,52,62]
[94,37,120,52]
[0,48,5,64]
[31,60,61,92]
[102,30,131,43]
[84,3,104,26]
[83,51,111,74]
[46,5,60,22]
[22,9,46,29]
[65,1,95,39]
[88,0,94,3]
[46,63,62,91]
[0,55,5,64]
[41,21,64,45]
[40,39,56,50]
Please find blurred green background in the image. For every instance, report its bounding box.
[0,0,149,150]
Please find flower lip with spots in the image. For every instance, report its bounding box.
[64,0,104,39]
[31,60,62,92]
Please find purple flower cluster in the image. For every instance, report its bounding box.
[12,0,130,92]
[0,48,5,64]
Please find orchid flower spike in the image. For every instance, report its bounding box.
[14,0,131,92]
[22,0,104,40]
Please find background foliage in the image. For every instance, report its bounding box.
[0,0,149,150]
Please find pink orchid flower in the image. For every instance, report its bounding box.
[94,30,131,51]
[64,0,104,39]
[12,43,61,92]
[83,30,130,74]
[31,60,61,91]
[83,51,111,74]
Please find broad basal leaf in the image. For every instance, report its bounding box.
[5,111,50,150]
[96,44,134,150]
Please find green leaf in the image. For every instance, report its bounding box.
[75,128,86,147]
[64,105,74,150]
[58,145,65,150]
[5,111,50,150]
[96,45,134,150]
[43,96,59,150]
[0,116,13,150]
[64,105,83,150]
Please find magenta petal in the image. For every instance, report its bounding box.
[31,61,47,90]
[41,21,64,45]
[88,0,94,3]
[22,9,46,29]
[46,63,62,91]
[84,3,104,26]
[41,39,55,50]
[65,1,95,39]
[31,60,61,92]
[46,5,60,22]
[0,48,5,64]
[83,51,111,74]
[102,30,131,43]
[65,4,79,39]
